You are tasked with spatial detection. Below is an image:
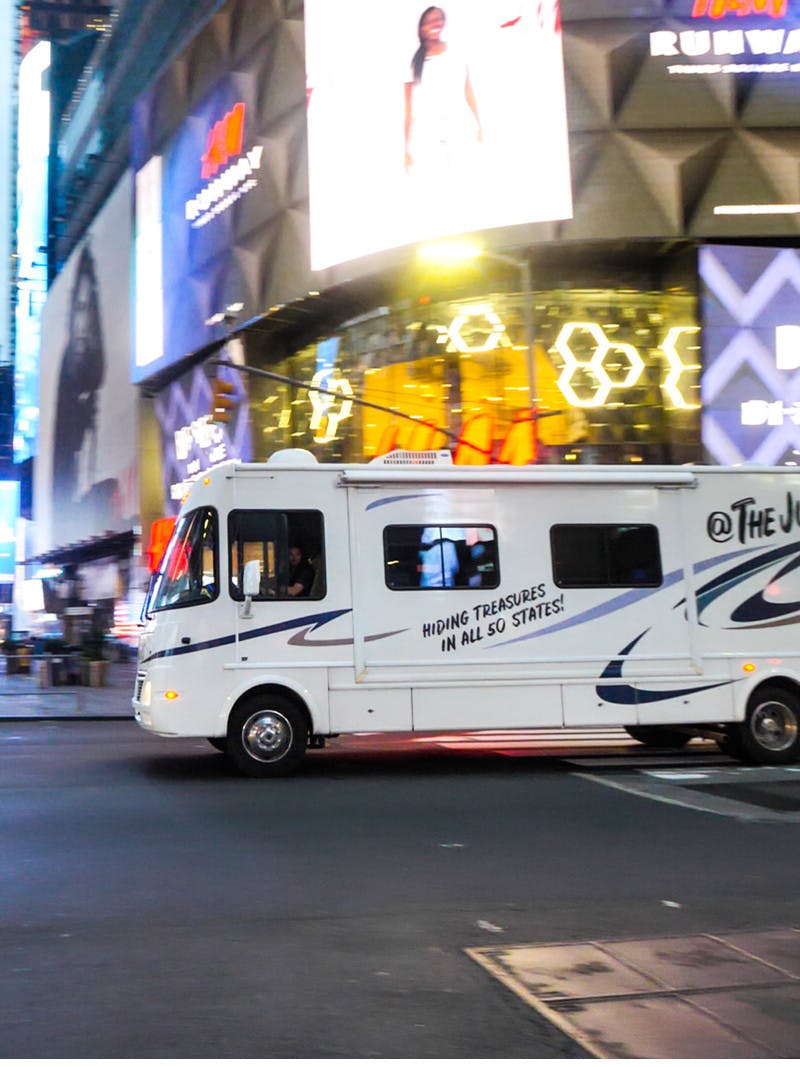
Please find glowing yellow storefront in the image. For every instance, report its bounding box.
[246,287,700,466]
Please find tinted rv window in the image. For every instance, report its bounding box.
[550,525,662,588]
[384,526,499,590]
[148,507,218,612]
[228,510,325,600]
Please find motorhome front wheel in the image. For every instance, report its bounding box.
[227,693,308,777]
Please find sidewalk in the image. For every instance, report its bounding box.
[0,660,137,720]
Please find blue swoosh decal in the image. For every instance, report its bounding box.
[696,540,800,628]
[287,625,407,647]
[141,608,352,664]
[366,492,443,511]
[596,630,732,705]
[730,549,800,626]
[490,567,686,649]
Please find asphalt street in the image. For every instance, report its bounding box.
[2,719,800,1058]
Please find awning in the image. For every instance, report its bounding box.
[25,529,136,568]
[139,274,394,394]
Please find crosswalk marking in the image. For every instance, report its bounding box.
[575,763,800,821]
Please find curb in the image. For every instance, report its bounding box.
[0,715,135,722]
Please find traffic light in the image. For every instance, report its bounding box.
[210,377,236,423]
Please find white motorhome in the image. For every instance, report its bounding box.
[133,449,800,776]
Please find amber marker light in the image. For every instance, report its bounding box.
[165,690,180,700]
[742,664,756,673]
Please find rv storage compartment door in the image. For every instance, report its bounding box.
[328,678,412,733]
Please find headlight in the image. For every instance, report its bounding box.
[141,679,152,707]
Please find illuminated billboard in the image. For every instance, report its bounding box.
[132,9,309,382]
[0,480,18,582]
[133,84,266,383]
[304,0,572,270]
[0,2,13,416]
[36,174,139,554]
[154,354,251,514]
[14,41,51,463]
[650,0,800,78]
[701,245,800,466]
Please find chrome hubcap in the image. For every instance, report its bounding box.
[242,710,293,763]
[750,700,798,753]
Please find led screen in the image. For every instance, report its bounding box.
[133,81,264,383]
[132,20,309,384]
[35,173,139,554]
[304,0,572,270]
[700,245,800,466]
[154,354,251,515]
[0,3,11,380]
[0,480,18,580]
[15,41,51,463]
[650,3,800,83]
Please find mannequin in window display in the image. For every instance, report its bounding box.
[52,245,119,542]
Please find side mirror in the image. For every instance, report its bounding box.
[241,559,261,618]
[243,559,261,597]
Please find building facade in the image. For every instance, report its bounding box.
[31,0,800,625]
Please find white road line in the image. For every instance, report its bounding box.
[574,769,800,821]
[573,770,740,815]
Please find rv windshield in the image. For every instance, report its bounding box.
[146,507,218,614]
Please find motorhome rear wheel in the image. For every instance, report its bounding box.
[737,685,800,766]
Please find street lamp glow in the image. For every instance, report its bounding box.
[417,240,538,416]
[417,239,483,265]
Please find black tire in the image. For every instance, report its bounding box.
[625,725,692,748]
[207,737,227,753]
[731,685,800,766]
[226,692,308,778]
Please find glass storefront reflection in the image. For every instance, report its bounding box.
[246,288,700,465]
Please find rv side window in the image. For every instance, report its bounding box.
[550,524,662,588]
[228,509,325,600]
[148,507,218,612]
[384,525,499,590]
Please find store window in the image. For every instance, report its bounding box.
[244,287,700,467]
[229,509,325,600]
[384,525,499,590]
[550,524,662,588]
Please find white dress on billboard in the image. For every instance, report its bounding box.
[407,48,480,181]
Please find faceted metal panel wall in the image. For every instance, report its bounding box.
[557,3,800,245]
[138,0,800,325]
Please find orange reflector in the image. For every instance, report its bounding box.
[165,690,179,700]
[742,663,756,673]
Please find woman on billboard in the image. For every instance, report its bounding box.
[52,244,118,541]
[403,6,483,189]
